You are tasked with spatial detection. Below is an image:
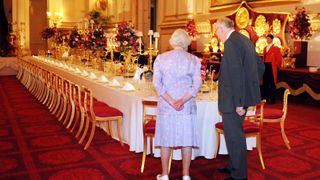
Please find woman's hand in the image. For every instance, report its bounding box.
[173,99,184,111]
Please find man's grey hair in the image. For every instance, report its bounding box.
[216,17,234,29]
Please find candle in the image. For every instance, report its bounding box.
[84,19,88,30]
[46,11,52,17]
[138,37,142,50]
[148,30,153,48]
[136,31,143,50]
[153,32,159,38]
[153,32,159,50]
[136,31,143,37]
[90,19,94,30]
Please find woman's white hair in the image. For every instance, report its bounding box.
[169,29,191,50]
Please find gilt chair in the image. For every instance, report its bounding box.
[214,100,266,169]
[80,87,123,150]
[262,89,291,149]
[140,100,173,173]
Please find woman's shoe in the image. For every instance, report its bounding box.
[182,175,191,180]
[157,174,169,180]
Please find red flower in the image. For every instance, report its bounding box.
[200,58,207,81]
[186,20,198,39]
[288,7,312,40]
[115,22,139,52]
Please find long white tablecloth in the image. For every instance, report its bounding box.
[22,56,256,160]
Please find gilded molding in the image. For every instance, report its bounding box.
[210,0,301,12]
[276,82,320,100]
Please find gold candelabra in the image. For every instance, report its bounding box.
[136,30,160,70]
[46,11,63,27]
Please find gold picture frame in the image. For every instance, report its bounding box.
[210,0,301,11]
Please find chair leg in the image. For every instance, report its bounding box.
[214,130,220,158]
[63,102,71,125]
[140,136,148,173]
[76,111,85,139]
[257,134,266,169]
[66,104,75,129]
[117,119,124,146]
[48,91,56,110]
[79,115,89,144]
[280,121,291,150]
[58,97,67,121]
[84,121,96,150]
[71,109,80,133]
[108,121,113,137]
[168,149,173,174]
[52,93,61,115]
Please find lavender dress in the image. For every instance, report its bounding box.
[153,48,202,148]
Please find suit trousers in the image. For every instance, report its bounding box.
[222,111,247,179]
[262,62,276,103]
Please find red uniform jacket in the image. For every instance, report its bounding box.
[263,45,282,84]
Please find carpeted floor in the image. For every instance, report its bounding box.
[1,76,320,180]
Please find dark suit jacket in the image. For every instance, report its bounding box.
[218,31,265,113]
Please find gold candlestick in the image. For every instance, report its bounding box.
[146,47,158,70]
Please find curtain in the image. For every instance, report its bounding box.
[0,0,10,56]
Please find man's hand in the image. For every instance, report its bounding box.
[236,106,246,116]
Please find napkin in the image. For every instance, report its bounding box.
[109,78,120,86]
[122,82,136,91]
[68,66,73,71]
[133,67,143,81]
[63,64,69,69]
[82,70,89,76]
[309,67,319,72]
[89,72,97,79]
[99,75,109,82]
[62,51,69,58]
[75,68,81,74]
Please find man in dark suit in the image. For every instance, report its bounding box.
[215,17,265,180]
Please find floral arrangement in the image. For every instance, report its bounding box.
[288,7,312,40]
[68,29,83,48]
[54,30,68,45]
[41,27,56,40]
[85,28,107,50]
[186,19,198,39]
[115,22,138,52]
[86,10,113,27]
[200,58,207,81]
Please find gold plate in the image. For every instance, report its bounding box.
[236,7,250,29]
[239,29,250,39]
[272,18,281,35]
[254,15,269,37]
[255,37,268,54]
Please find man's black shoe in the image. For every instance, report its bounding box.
[217,167,231,174]
[224,176,247,180]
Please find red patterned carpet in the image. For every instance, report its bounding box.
[1,76,320,180]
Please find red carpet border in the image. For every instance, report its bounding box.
[1,76,320,179]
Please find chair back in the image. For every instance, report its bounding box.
[142,100,157,121]
[82,87,95,120]
[72,83,82,111]
[142,100,157,135]
[245,100,266,131]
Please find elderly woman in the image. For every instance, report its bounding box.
[153,29,202,180]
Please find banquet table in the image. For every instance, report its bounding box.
[0,57,18,76]
[277,67,320,100]
[21,56,256,160]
